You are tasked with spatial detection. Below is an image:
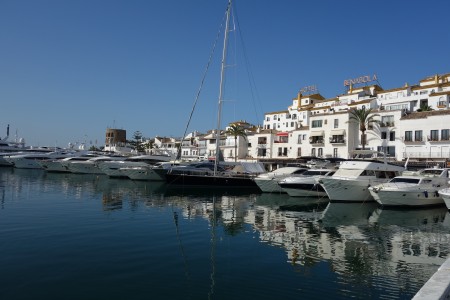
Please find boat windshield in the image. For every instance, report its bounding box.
[389,178,420,184]
[303,170,332,176]
[420,169,444,176]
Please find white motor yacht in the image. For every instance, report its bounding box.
[5,150,75,169]
[120,163,172,181]
[253,167,308,193]
[98,154,173,178]
[278,169,336,197]
[66,156,125,174]
[438,188,450,210]
[369,168,449,207]
[39,154,99,172]
[318,151,405,202]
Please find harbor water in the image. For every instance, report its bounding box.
[1,168,450,299]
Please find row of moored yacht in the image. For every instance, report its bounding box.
[2,151,177,181]
[253,158,450,211]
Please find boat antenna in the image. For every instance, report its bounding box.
[214,0,232,175]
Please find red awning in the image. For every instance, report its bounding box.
[276,132,288,137]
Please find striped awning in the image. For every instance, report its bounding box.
[276,132,289,137]
[330,129,346,136]
[310,131,324,137]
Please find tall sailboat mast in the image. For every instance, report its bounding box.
[214,0,232,175]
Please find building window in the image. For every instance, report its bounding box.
[292,114,297,119]
[415,130,423,142]
[311,120,323,128]
[442,129,450,140]
[405,131,412,142]
[333,148,338,157]
[429,130,439,141]
[389,131,395,141]
[311,148,316,156]
[291,122,294,127]
[381,132,387,140]
[297,147,301,157]
[381,115,394,127]
[258,148,266,157]
[297,135,302,144]
[318,148,323,157]
[334,119,339,128]
[377,146,396,157]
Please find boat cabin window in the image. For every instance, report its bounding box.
[389,178,420,184]
[302,170,330,176]
[360,170,376,176]
[292,169,308,175]
[375,171,397,179]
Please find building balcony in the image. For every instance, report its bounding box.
[309,139,324,146]
[277,153,288,157]
[402,137,424,144]
[257,143,267,148]
[427,136,450,143]
[380,122,395,127]
[329,138,346,144]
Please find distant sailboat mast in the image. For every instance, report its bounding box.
[214,0,232,175]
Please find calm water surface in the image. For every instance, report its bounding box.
[1,168,450,300]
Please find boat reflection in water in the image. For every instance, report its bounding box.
[3,167,450,299]
[320,202,379,227]
[369,206,448,227]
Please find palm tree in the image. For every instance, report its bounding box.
[349,107,379,150]
[417,104,433,112]
[226,124,247,162]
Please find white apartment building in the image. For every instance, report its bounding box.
[254,72,450,163]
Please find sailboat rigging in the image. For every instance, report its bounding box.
[165,0,263,188]
[213,0,232,175]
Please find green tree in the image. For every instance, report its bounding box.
[131,131,145,153]
[226,124,247,162]
[349,107,379,150]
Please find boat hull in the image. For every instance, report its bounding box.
[165,173,259,188]
[279,183,327,197]
[319,177,380,202]
[370,188,444,207]
[439,189,450,210]
[121,166,165,181]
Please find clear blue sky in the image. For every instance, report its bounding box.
[1,0,449,148]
